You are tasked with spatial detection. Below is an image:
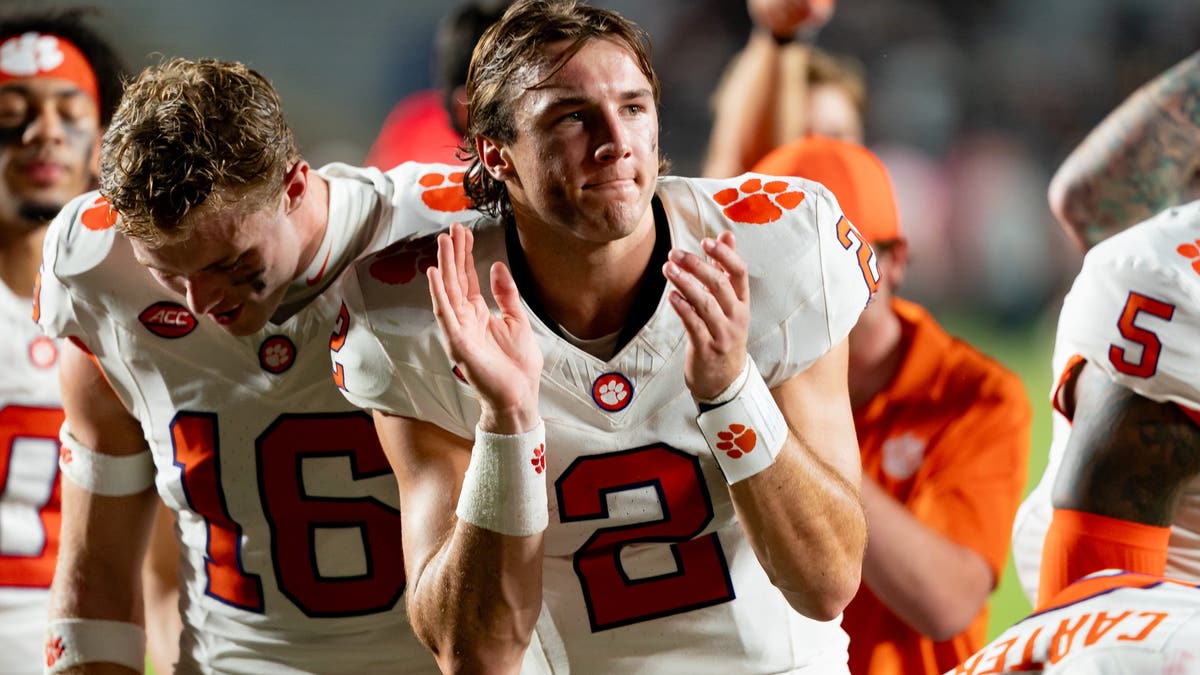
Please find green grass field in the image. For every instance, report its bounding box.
[938,311,1057,639]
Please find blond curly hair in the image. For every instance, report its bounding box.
[100,58,298,247]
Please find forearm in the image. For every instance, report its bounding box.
[702,32,783,178]
[730,436,865,620]
[408,523,543,674]
[859,478,992,641]
[1049,51,1200,250]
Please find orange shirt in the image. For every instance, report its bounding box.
[365,90,464,169]
[843,298,1032,675]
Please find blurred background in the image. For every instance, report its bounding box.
[33,0,1200,636]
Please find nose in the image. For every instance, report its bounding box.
[23,104,66,145]
[593,108,631,164]
[183,274,227,315]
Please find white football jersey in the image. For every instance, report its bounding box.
[36,162,477,674]
[334,174,875,674]
[0,276,63,675]
[1013,201,1200,603]
[948,570,1200,675]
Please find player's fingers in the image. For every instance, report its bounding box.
[462,225,483,299]
[667,289,713,346]
[436,231,464,310]
[490,261,525,324]
[704,234,750,303]
[427,264,461,337]
[663,261,722,340]
[452,223,471,300]
[667,249,739,320]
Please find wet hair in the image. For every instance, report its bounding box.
[101,58,299,247]
[462,0,661,218]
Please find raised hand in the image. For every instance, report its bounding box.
[427,223,543,433]
[663,231,751,402]
[748,0,835,39]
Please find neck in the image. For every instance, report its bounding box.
[847,297,905,411]
[513,208,657,339]
[0,224,48,299]
[292,172,331,281]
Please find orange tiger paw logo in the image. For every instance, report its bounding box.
[1176,239,1200,276]
[44,635,64,667]
[531,443,546,474]
[80,195,118,231]
[419,171,473,212]
[715,424,757,459]
[712,178,805,225]
[369,235,439,285]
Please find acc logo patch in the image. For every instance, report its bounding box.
[139,302,197,339]
[591,372,632,412]
[259,335,296,374]
[28,335,57,369]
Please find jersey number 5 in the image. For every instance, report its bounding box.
[1108,291,1175,378]
[171,411,405,617]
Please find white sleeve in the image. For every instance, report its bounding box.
[1056,248,1200,410]
[331,254,475,439]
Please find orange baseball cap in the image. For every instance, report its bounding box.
[752,136,901,244]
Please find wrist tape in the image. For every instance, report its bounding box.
[58,424,155,496]
[456,421,548,537]
[696,357,786,484]
[44,618,145,674]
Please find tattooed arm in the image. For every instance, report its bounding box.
[1052,362,1200,525]
[1036,361,1200,604]
[1048,51,1200,251]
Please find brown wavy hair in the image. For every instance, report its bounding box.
[462,0,664,218]
[100,58,298,247]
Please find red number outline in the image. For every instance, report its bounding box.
[1108,291,1175,378]
[330,302,349,390]
[0,405,64,588]
[255,412,405,617]
[555,444,735,632]
[171,412,266,612]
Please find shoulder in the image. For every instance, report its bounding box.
[662,174,871,378]
[1056,204,1200,408]
[42,191,120,279]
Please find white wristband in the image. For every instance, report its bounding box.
[44,618,145,674]
[58,423,155,496]
[456,421,549,537]
[695,357,753,408]
[696,357,787,484]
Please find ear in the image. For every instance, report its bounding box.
[282,160,310,214]
[477,135,516,184]
[881,239,909,288]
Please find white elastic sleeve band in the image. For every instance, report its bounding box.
[696,357,787,484]
[58,423,155,496]
[456,421,549,537]
[44,618,145,674]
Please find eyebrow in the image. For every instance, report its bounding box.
[539,88,654,112]
[134,253,243,276]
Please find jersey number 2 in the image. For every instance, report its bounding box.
[171,411,405,617]
[837,216,880,296]
[556,445,735,632]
